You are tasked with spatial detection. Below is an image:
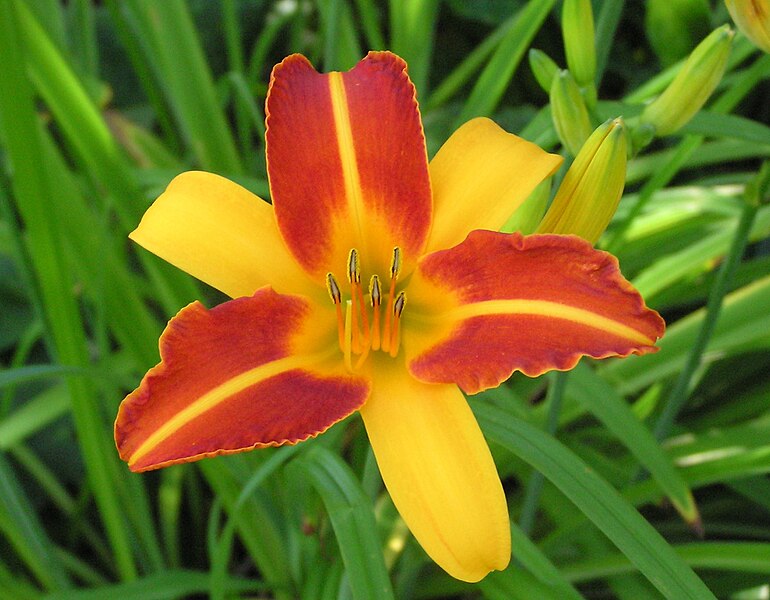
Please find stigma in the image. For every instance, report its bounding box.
[326,247,405,371]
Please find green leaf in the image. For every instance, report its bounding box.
[199,457,295,600]
[567,363,699,526]
[0,453,70,590]
[319,0,363,71]
[499,521,584,600]
[0,384,69,449]
[0,0,137,580]
[682,111,770,145]
[388,0,439,93]
[562,543,770,582]
[601,274,770,395]
[46,570,266,600]
[457,0,556,124]
[474,402,716,599]
[115,0,242,174]
[294,445,395,600]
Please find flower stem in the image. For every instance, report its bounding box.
[653,162,769,441]
[519,370,569,535]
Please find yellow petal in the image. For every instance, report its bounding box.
[359,356,510,582]
[426,117,562,254]
[130,171,315,299]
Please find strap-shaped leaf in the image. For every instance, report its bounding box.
[473,401,716,600]
[294,446,395,600]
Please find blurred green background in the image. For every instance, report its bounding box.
[1,1,770,598]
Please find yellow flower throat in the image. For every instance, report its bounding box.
[326,247,405,371]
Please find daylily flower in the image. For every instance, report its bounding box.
[115,52,665,582]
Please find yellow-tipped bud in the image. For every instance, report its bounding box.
[550,70,592,157]
[726,0,770,54]
[640,25,734,137]
[529,48,560,94]
[537,118,627,244]
[562,0,596,88]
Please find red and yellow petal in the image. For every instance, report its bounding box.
[265,52,432,280]
[130,171,313,299]
[426,118,562,254]
[360,356,510,582]
[115,288,369,472]
[404,231,665,394]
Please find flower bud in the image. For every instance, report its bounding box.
[562,0,596,88]
[529,49,559,94]
[537,119,627,244]
[640,25,734,136]
[550,69,592,157]
[726,0,770,54]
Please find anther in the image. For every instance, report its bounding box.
[393,291,406,317]
[326,273,341,304]
[326,273,345,350]
[390,247,402,280]
[347,249,360,284]
[369,275,381,350]
[369,275,381,306]
[389,291,406,357]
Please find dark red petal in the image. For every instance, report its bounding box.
[405,231,665,394]
[265,52,432,279]
[115,288,369,471]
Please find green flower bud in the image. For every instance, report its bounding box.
[562,0,596,88]
[726,0,770,54]
[640,25,734,137]
[537,119,627,244]
[550,69,592,157]
[529,49,560,94]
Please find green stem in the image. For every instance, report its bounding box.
[653,163,768,441]
[519,371,569,535]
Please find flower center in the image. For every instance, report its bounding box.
[326,247,405,371]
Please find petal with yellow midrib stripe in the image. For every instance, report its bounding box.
[405,231,665,394]
[115,288,369,472]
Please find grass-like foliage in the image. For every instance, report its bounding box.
[1,1,770,598]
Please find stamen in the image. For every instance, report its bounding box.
[347,249,362,353]
[369,275,381,351]
[389,291,406,358]
[326,272,342,303]
[393,291,406,317]
[382,247,401,353]
[354,334,371,370]
[347,249,360,284]
[326,273,345,350]
[331,247,405,365]
[343,300,353,372]
[355,277,370,344]
[390,247,402,280]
